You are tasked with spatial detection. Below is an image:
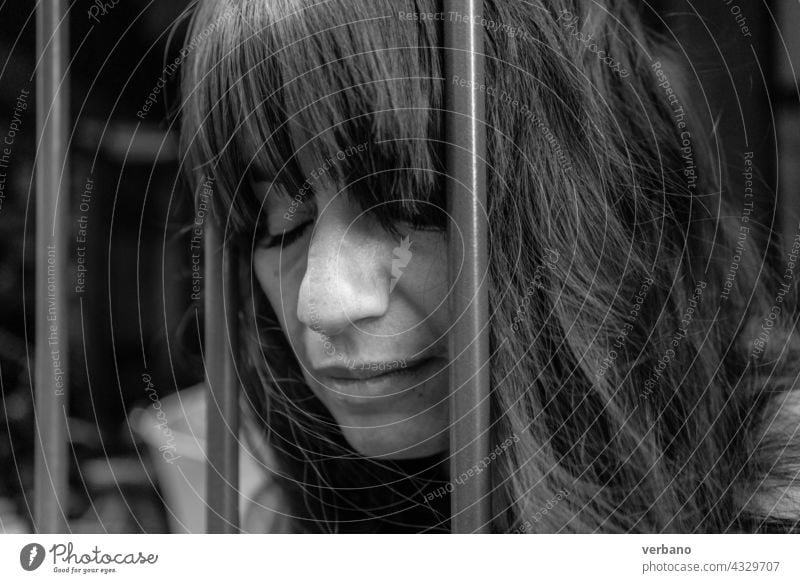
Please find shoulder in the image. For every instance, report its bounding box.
[240,414,294,533]
[743,388,800,525]
[242,478,294,533]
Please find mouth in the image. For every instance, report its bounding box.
[312,354,442,380]
[313,356,448,400]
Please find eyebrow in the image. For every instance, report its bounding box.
[254,178,319,213]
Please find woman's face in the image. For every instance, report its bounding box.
[251,139,451,459]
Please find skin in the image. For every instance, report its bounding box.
[251,134,452,459]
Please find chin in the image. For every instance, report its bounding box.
[339,423,449,460]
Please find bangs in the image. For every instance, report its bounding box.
[180,0,447,237]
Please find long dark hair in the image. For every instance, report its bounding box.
[179,0,800,532]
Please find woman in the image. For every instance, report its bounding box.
[179,0,800,533]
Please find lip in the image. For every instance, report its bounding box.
[313,356,448,400]
[312,356,434,381]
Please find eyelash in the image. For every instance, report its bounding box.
[259,220,313,250]
[256,210,445,250]
[403,217,444,232]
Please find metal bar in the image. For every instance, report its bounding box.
[444,0,491,533]
[33,0,69,534]
[205,217,240,533]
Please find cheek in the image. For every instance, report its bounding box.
[252,249,306,339]
[399,236,450,328]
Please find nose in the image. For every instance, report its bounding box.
[296,208,391,337]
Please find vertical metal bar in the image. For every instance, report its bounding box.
[444,0,491,533]
[205,218,240,533]
[33,0,69,534]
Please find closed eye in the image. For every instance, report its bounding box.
[258,220,313,250]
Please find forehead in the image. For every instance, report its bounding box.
[242,116,355,194]
[186,0,448,235]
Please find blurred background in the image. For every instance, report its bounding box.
[0,0,798,533]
